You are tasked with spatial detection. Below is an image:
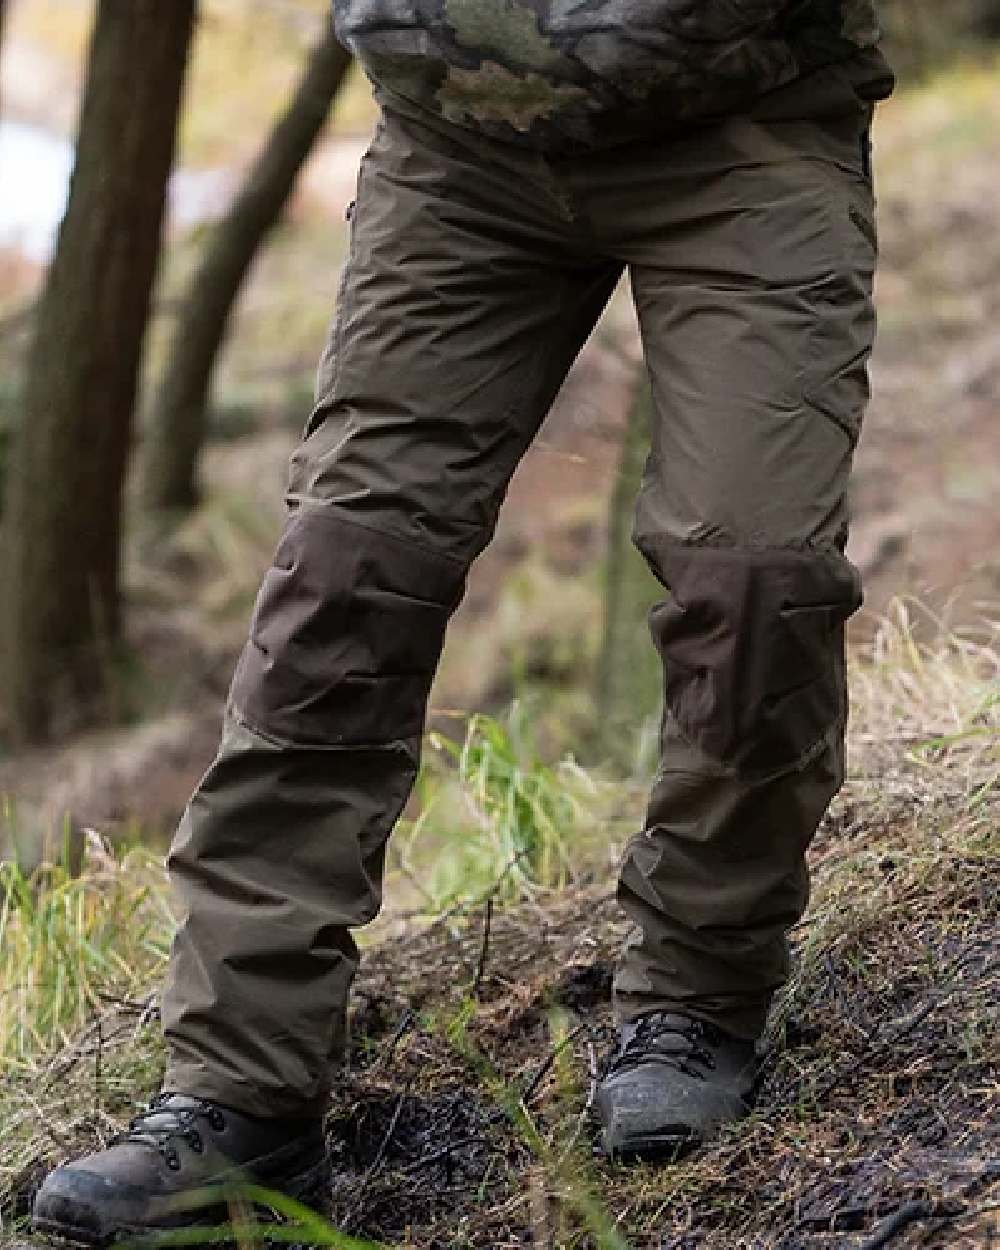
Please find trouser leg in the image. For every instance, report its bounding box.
[606,113,877,1037]
[161,107,620,1118]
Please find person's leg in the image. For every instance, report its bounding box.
[589,109,876,1149]
[161,108,621,1121]
[33,107,620,1241]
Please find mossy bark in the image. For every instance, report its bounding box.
[142,26,352,513]
[0,0,196,743]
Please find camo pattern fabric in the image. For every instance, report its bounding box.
[333,0,885,150]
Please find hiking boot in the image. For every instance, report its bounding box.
[596,1012,759,1161]
[32,1093,328,1245]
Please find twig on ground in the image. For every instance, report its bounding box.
[38,1018,99,1094]
[342,1085,412,1229]
[584,1038,599,1112]
[801,947,983,1104]
[426,852,529,937]
[94,1015,104,1122]
[856,1200,933,1249]
[398,1135,488,1176]
[554,1034,601,1168]
[521,1024,588,1108]
[472,897,494,998]
[95,991,159,1018]
[372,1008,415,1072]
[368,1091,407,1177]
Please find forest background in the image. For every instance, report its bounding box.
[0,2,997,1248]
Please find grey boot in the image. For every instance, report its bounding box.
[596,1012,759,1161]
[32,1094,328,1245]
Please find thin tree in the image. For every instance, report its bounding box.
[0,0,197,744]
[0,1,7,112]
[143,23,352,512]
[595,374,663,760]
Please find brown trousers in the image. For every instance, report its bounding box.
[162,90,877,1118]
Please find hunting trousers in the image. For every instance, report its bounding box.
[162,91,878,1118]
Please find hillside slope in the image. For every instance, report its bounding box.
[1,613,996,1249]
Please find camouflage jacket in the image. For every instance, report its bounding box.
[333,1,891,151]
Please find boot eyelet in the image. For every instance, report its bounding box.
[165,1149,182,1171]
[188,1130,204,1153]
[208,1109,226,1132]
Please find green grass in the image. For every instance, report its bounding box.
[0,706,626,1086]
[386,702,642,918]
[121,1185,391,1249]
[0,834,173,1074]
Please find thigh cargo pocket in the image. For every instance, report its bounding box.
[801,174,877,448]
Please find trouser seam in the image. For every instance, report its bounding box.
[643,534,850,555]
[227,702,418,759]
[281,500,472,573]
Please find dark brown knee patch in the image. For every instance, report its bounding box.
[640,540,862,775]
[232,507,466,745]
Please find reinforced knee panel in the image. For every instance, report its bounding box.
[639,539,862,776]
[231,506,467,746]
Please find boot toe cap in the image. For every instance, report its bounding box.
[596,1065,748,1158]
[32,1157,193,1245]
[33,1165,143,1245]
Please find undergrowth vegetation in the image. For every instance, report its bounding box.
[0,835,173,1076]
[391,704,642,915]
[1,606,996,1247]
[0,840,170,1075]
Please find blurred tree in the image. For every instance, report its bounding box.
[881,0,1000,76]
[0,0,196,744]
[595,374,662,760]
[970,0,1000,36]
[142,23,352,513]
[0,0,8,126]
[0,0,7,106]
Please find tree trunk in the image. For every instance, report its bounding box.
[595,373,663,761]
[0,0,196,744]
[143,24,352,513]
[970,0,1000,37]
[0,0,11,127]
[0,1,7,112]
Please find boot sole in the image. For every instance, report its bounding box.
[601,1128,701,1164]
[32,1158,330,1248]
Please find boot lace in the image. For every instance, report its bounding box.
[610,1013,722,1082]
[115,1093,227,1170]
